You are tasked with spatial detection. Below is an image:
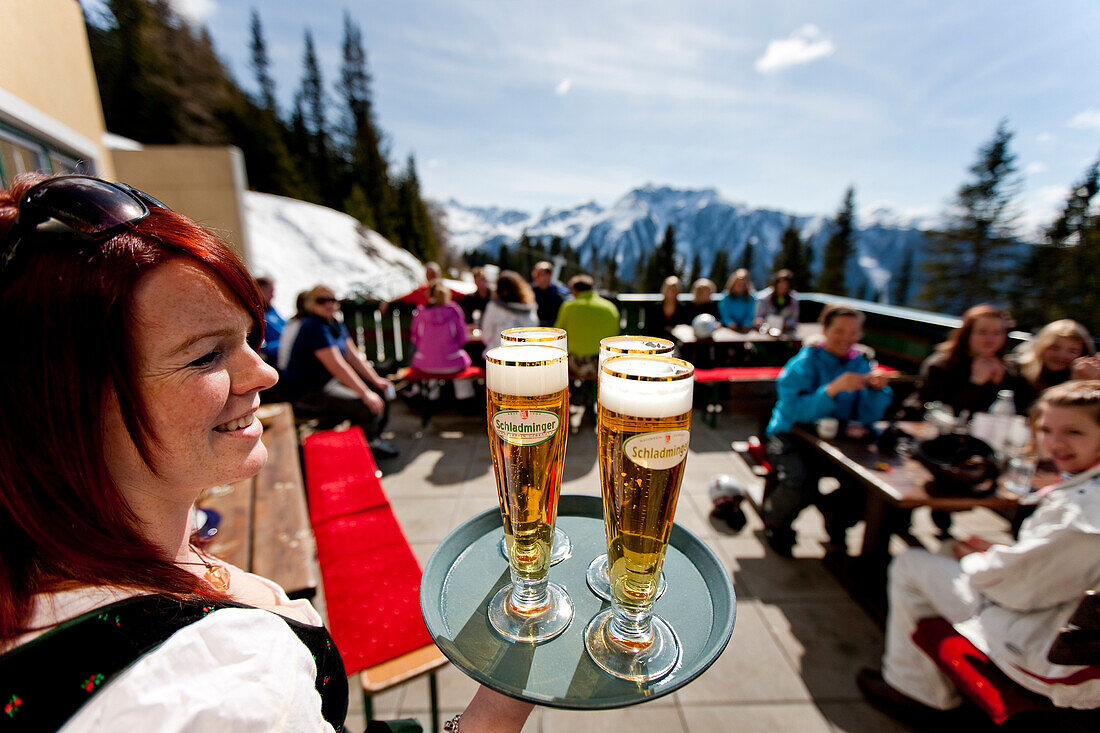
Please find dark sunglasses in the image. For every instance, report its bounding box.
[314,296,338,305]
[1,175,170,278]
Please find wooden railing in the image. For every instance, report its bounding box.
[338,293,1032,373]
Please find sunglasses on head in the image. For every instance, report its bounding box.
[1,175,170,279]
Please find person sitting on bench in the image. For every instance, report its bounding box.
[857,380,1100,721]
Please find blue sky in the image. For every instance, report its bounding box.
[90,1,1100,231]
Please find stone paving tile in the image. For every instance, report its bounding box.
[756,599,885,702]
[682,702,833,733]
[676,600,812,705]
[389,496,469,543]
[817,701,918,732]
[543,702,687,733]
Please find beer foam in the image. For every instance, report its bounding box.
[598,336,674,366]
[486,345,568,396]
[599,357,694,417]
[501,327,567,351]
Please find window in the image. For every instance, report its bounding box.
[0,125,90,186]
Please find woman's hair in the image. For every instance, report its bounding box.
[0,174,264,641]
[818,304,865,329]
[1018,319,1095,385]
[725,268,753,296]
[773,269,794,286]
[428,280,451,306]
[691,278,716,304]
[935,303,1011,366]
[1034,379,1100,426]
[494,270,534,304]
[660,276,680,298]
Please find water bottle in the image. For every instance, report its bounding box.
[989,390,1016,455]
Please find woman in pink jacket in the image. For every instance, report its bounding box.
[410,281,471,375]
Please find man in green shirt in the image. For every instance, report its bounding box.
[554,275,620,417]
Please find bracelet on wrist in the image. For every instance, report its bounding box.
[444,713,462,732]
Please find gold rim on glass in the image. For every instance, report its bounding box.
[500,327,568,344]
[600,354,693,381]
[485,344,568,367]
[599,335,675,355]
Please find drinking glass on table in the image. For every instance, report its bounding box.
[585,354,693,681]
[484,344,573,642]
[496,326,572,565]
[586,336,675,603]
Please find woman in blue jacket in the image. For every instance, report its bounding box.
[761,305,893,556]
[718,268,755,332]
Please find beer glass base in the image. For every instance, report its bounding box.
[488,582,574,643]
[583,608,681,682]
[585,554,667,602]
[498,527,573,566]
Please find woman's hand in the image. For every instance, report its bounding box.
[1071,355,1100,381]
[459,686,535,733]
[865,368,889,391]
[826,372,866,397]
[360,390,385,414]
[970,357,1005,385]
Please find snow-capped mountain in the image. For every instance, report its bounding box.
[443,184,934,302]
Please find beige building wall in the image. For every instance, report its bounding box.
[0,0,113,178]
[112,146,253,263]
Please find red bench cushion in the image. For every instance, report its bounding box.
[303,428,389,522]
[405,365,484,382]
[912,617,1051,724]
[313,512,433,673]
[694,366,782,383]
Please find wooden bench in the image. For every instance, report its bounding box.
[913,591,1100,729]
[302,427,447,732]
[695,366,783,429]
[197,402,318,598]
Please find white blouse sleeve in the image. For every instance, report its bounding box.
[60,608,333,733]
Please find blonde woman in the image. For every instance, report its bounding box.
[719,269,755,332]
[645,275,692,337]
[1010,319,1100,409]
[689,278,720,320]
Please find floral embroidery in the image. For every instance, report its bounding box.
[201,605,216,616]
[81,674,106,692]
[322,675,330,688]
[4,694,22,717]
[96,612,122,627]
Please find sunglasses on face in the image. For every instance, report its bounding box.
[314,296,338,305]
[1,175,170,280]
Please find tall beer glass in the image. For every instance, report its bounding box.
[500,326,568,352]
[484,344,574,642]
[584,355,693,681]
[586,336,675,602]
[496,326,571,565]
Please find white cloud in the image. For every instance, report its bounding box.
[1037,131,1053,143]
[1019,185,1070,236]
[1025,161,1047,176]
[555,78,573,96]
[169,0,217,25]
[1067,109,1100,132]
[755,24,835,73]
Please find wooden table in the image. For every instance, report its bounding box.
[671,322,821,345]
[197,402,318,598]
[792,421,1021,621]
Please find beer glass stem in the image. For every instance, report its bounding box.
[609,604,654,648]
[509,573,550,614]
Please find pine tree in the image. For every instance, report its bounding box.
[498,243,513,272]
[818,186,856,296]
[1014,157,1100,331]
[337,12,397,240]
[921,121,1021,313]
[249,8,276,113]
[892,248,915,306]
[643,224,679,292]
[773,218,812,291]
[299,30,338,207]
[739,237,756,278]
[709,249,730,287]
[688,253,702,285]
[393,155,440,263]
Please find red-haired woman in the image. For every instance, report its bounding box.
[918,304,1028,416]
[0,175,531,732]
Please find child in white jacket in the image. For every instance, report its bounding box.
[859,379,1100,718]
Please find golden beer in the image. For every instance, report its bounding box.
[585,354,693,681]
[599,405,690,613]
[484,344,573,642]
[487,386,568,583]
